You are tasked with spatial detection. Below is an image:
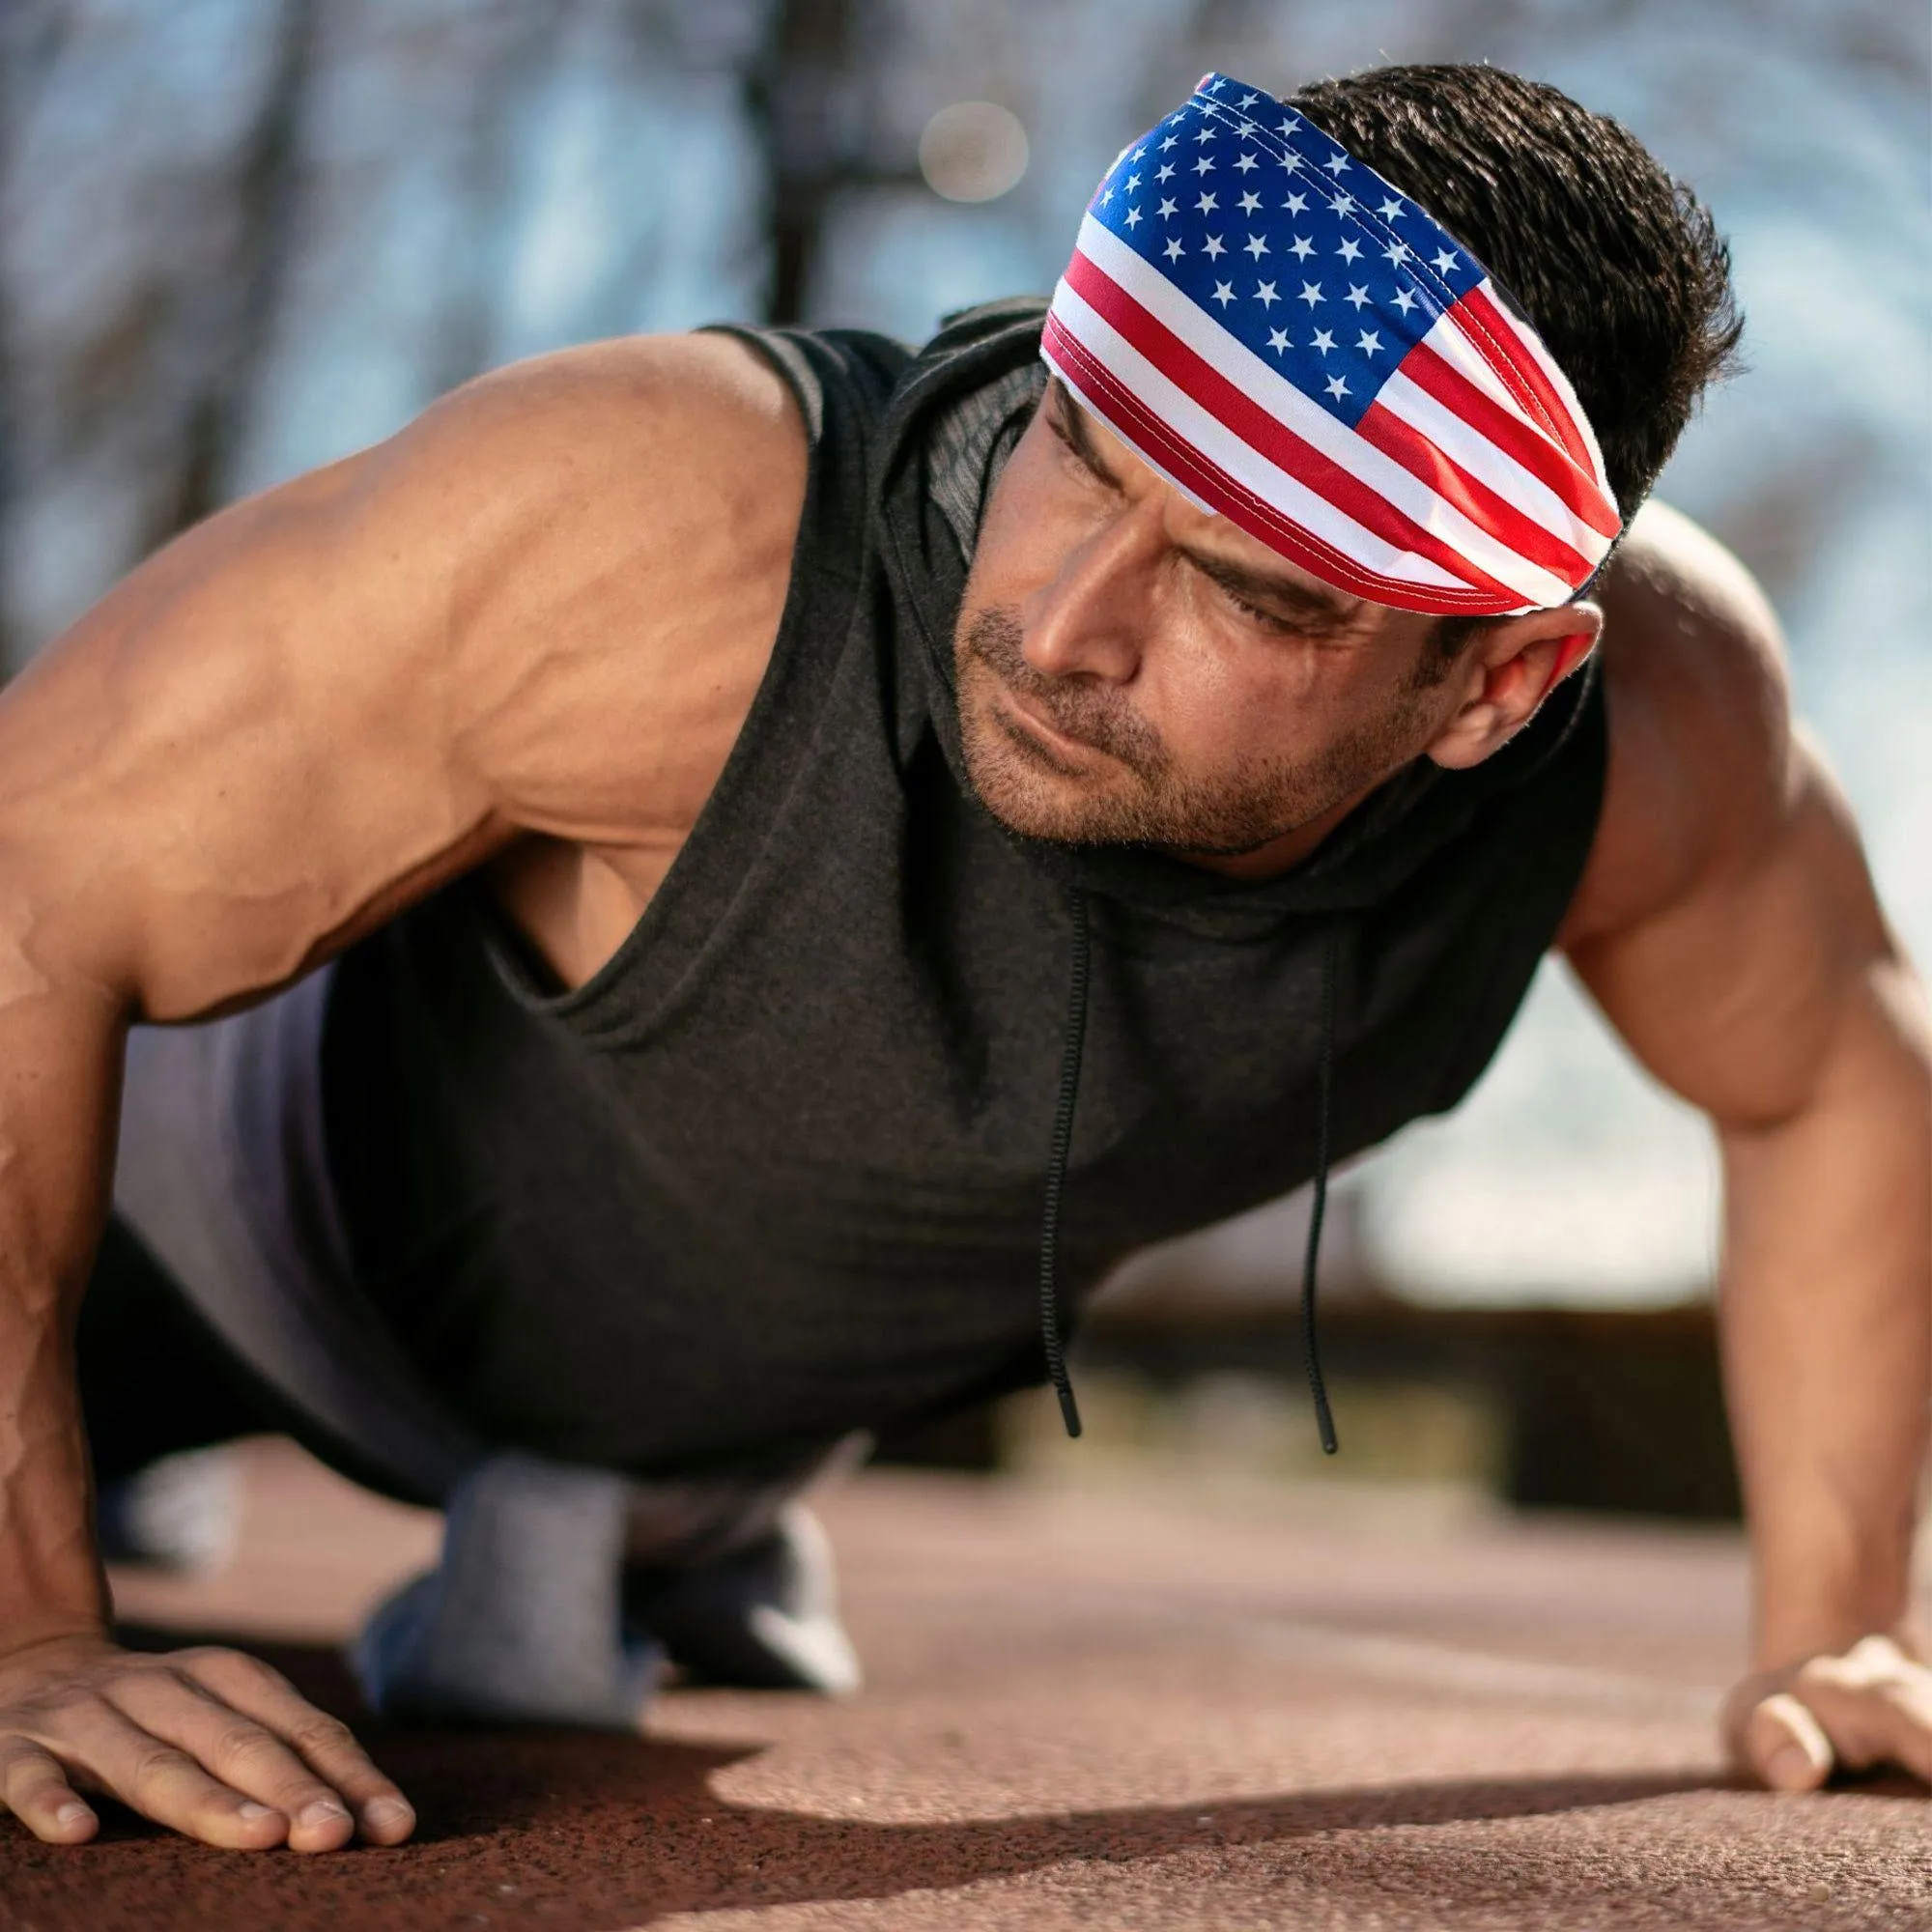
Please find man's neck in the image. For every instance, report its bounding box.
[1162,784,1378,883]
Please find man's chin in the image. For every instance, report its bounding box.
[957,686,1311,855]
[966,765,1097,845]
[962,727,1332,862]
[961,730,1123,845]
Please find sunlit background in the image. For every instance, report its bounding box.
[4,0,1926,1510]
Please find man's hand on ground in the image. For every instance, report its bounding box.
[0,1633,415,1851]
[1725,1633,1932,1792]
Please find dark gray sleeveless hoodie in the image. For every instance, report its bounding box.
[322,298,1606,1478]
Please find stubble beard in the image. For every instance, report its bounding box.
[953,604,1429,858]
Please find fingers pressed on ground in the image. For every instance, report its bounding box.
[1747,1690,1833,1792]
[27,1692,291,1851]
[103,1666,356,1853]
[0,1739,99,1845]
[1790,1652,1932,1783]
[1860,1677,1932,1783]
[176,1648,414,1843]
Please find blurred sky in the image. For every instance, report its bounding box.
[4,0,1927,1306]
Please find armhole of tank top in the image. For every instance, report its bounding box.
[473,326,867,1035]
[1427,672,1611,1115]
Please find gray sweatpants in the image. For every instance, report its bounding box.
[108,970,859,1723]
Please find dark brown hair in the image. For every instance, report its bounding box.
[1293,64,1744,529]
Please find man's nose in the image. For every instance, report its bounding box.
[1019,505,1158,685]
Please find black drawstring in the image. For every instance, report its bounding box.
[1300,926,1341,1455]
[1038,889,1091,1437]
[1037,895,1336,1453]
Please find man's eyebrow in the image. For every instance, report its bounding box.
[1044,379,1122,491]
[1044,381,1359,633]
[1179,544,1361,631]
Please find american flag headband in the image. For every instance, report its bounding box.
[1040,73,1623,617]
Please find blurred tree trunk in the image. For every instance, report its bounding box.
[747,0,857,326]
[746,0,929,327]
[156,0,320,543]
[426,1,578,400]
[0,0,69,674]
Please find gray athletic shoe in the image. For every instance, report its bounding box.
[351,1454,663,1728]
[350,1451,862,1727]
[625,1503,862,1695]
[96,1446,241,1574]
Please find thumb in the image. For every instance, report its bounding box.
[1741,1690,1834,1792]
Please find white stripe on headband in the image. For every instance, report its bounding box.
[1041,71,1622,616]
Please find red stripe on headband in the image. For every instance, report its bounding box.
[1353,401,1594,587]
[1042,315,1517,613]
[1062,247,1519,607]
[1399,332,1621,539]
[1455,283,1598,477]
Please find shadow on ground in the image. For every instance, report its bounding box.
[0,1633,1757,1932]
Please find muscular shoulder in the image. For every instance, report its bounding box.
[0,331,805,1016]
[1559,499,1798,948]
[381,331,808,835]
[368,331,811,982]
[414,327,804,586]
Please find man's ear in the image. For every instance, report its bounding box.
[1425,601,1604,772]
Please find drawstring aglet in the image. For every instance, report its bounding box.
[1055,1381,1084,1438]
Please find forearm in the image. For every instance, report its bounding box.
[1718,958,1932,1668]
[0,978,127,1647]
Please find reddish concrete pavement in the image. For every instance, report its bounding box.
[2,1440,1926,1930]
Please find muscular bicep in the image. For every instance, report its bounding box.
[0,441,503,1020]
[1567,736,1895,1126]
[0,330,801,1024]
[1560,502,1903,1125]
